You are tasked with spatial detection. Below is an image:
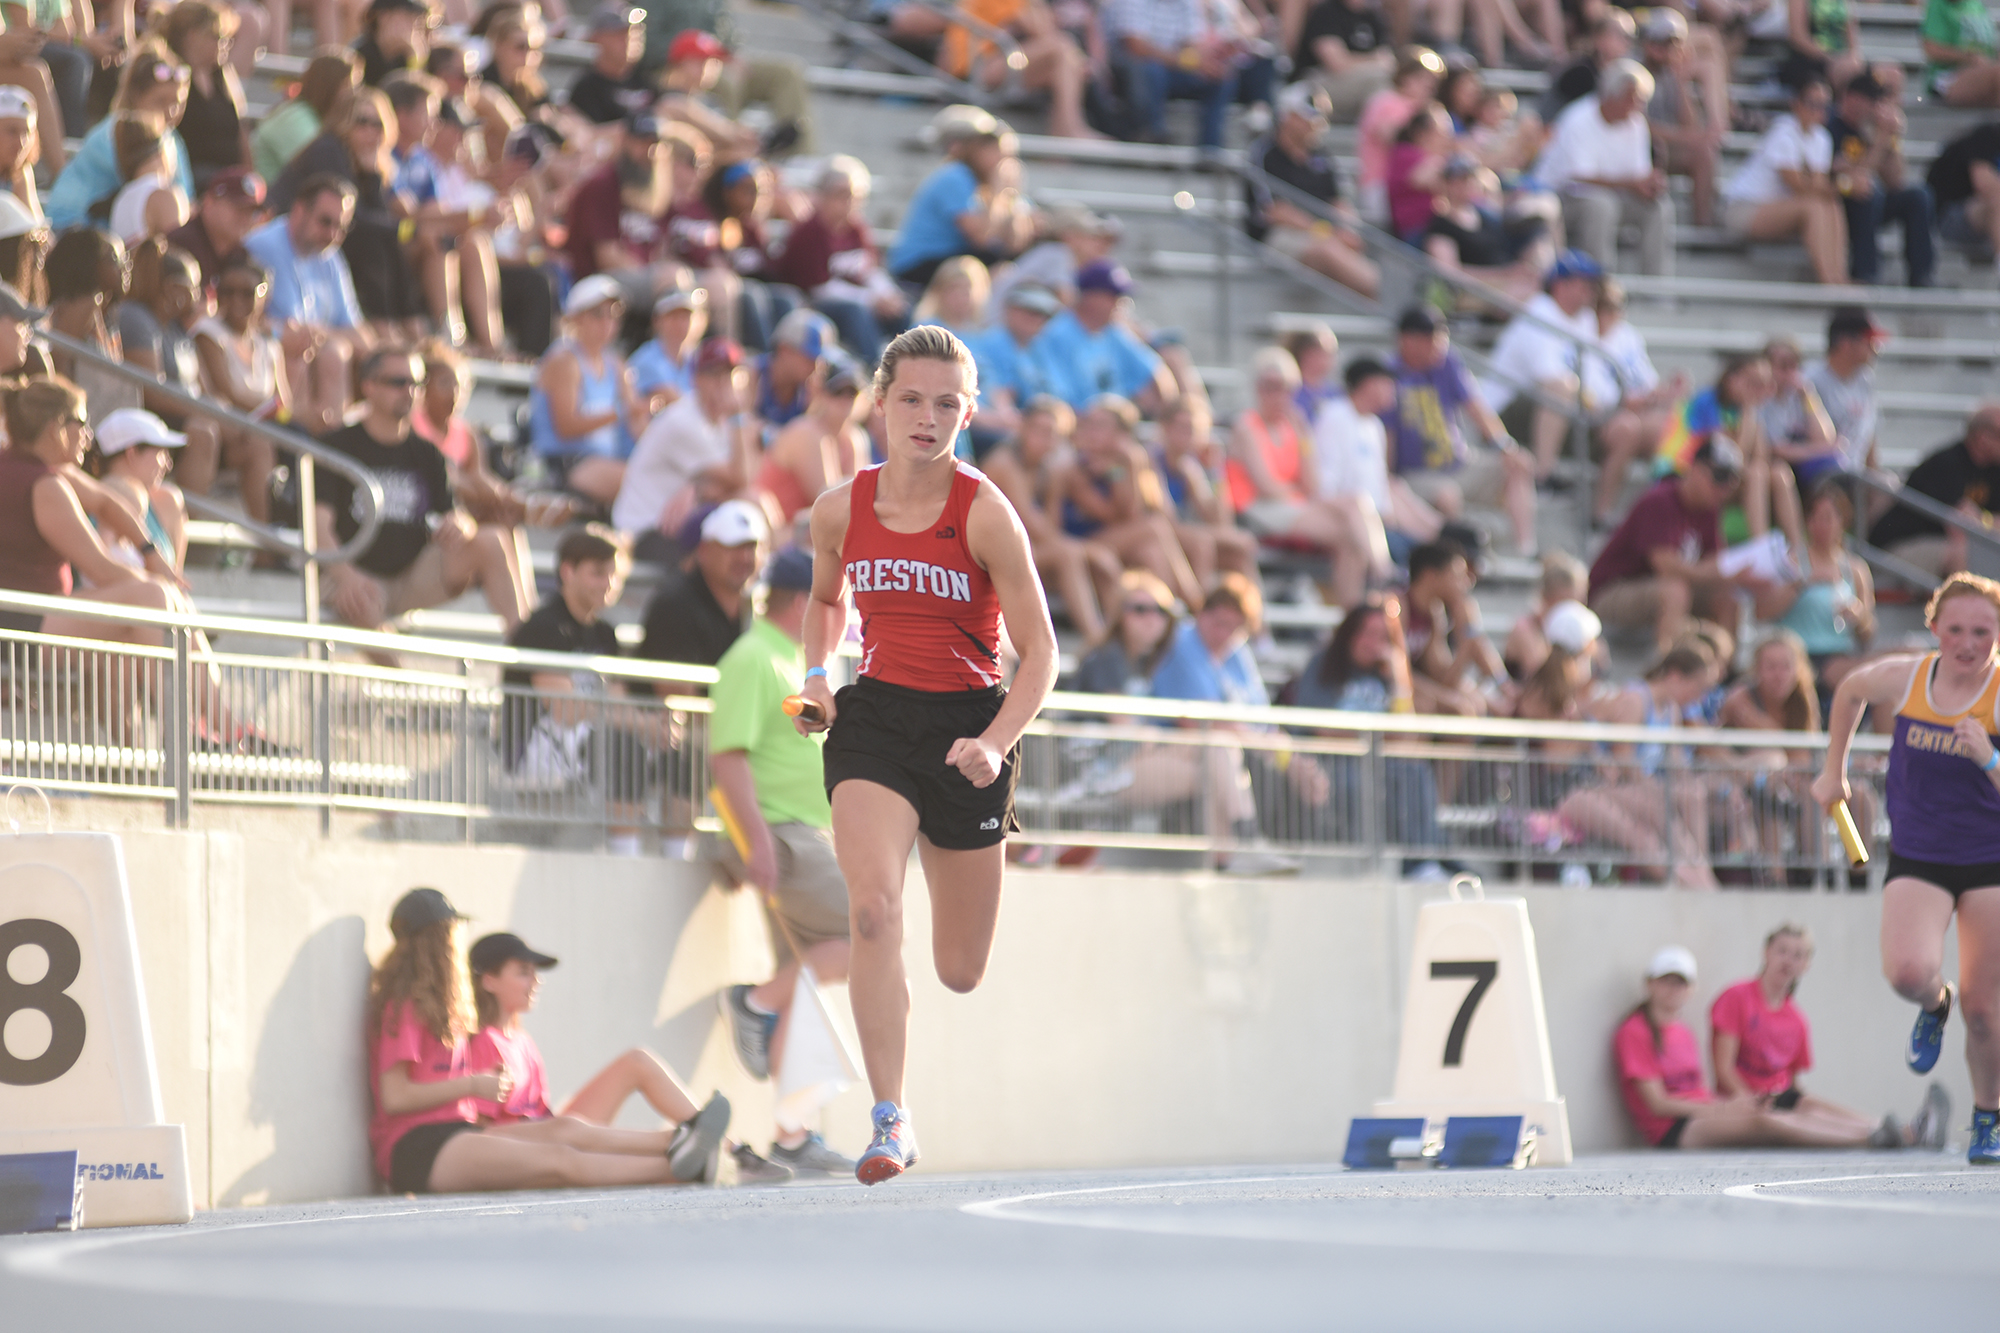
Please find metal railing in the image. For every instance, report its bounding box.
[0,592,1892,885]
[1844,469,2000,591]
[42,329,386,623]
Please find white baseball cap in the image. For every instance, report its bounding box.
[1647,945,1698,982]
[96,409,188,456]
[1543,600,1602,656]
[700,498,768,547]
[0,86,36,124]
[563,273,625,317]
[0,191,37,242]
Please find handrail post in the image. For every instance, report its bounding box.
[1212,159,1232,365]
[458,656,473,845]
[167,626,191,828]
[314,636,333,837]
[1662,752,1677,889]
[1363,727,1384,876]
[298,455,320,626]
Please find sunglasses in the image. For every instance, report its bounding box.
[373,376,424,390]
[353,117,384,131]
[219,283,267,299]
[1124,601,1168,617]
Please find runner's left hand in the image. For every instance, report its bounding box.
[1954,717,1995,769]
[945,737,1004,789]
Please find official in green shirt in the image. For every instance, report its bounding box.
[709,546,856,1177]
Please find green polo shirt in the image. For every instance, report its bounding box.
[707,616,830,828]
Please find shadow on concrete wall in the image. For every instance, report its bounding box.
[220,914,373,1205]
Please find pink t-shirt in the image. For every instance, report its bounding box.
[1358,89,1418,190]
[1386,142,1440,239]
[463,1023,553,1123]
[410,409,478,471]
[1614,1010,1712,1145]
[1709,979,1812,1096]
[368,1000,474,1182]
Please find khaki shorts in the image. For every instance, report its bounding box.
[717,821,850,961]
[327,542,460,624]
[1591,577,1675,631]
[1722,198,1764,238]
[1406,450,1509,511]
[1887,536,1951,578]
[1239,497,1313,538]
[1263,226,1318,262]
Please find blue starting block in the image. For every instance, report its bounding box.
[1439,1116,1528,1169]
[1343,1116,1531,1171]
[1342,1118,1428,1170]
[0,1151,81,1234]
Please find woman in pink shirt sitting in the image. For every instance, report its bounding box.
[368,888,732,1195]
[1615,945,1904,1148]
[1711,924,1948,1149]
[465,931,792,1182]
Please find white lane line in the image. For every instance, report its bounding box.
[1723,1170,1995,1217]
[0,1191,631,1279]
[959,1174,1339,1223]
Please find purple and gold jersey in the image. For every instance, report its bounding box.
[1886,653,2000,863]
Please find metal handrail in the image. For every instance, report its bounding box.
[793,0,995,106]
[905,0,1031,97]
[40,329,385,567]
[0,589,719,689]
[1843,467,2000,589]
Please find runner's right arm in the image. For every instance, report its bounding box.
[1812,654,1919,808]
[798,482,854,734]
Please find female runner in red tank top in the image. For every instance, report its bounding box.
[794,326,1059,1185]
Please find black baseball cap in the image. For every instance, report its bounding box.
[1397,304,1444,336]
[389,887,466,939]
[469,932,559,975]
[1844,70,1887,101]
[1828,304,1887,345]
[764,546,814,592]
[1692,435,1743,482]
[1343,355,1394,390]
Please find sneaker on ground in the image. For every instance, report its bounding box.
[1910,1082,1952,1152]
[729,1143,796,1185]
[1868,1114,1904,1150]
[1219,847,1301,877]
[1908,983,1953,1074]
[1971,1109,2000,1166]
[856,1101,919,1186]
[770,1132,857,1176]
[667,1093,731,1183]
[721,984,778,1080]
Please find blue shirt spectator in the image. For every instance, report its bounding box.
[966,287,1061,410]
[887,159,980,280]
[47,120,196,230]
[244,214,363,331]
[1035,309,1164,408]
[1150,618,1267,707]
[393,145,442,207]
[629,339,696,400]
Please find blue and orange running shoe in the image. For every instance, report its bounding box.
[1970,1110,2000,1166]
[1909,983,1954,1074]
[856,1101,919,1186]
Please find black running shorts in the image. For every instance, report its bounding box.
[823,676,1019,851]
[387,1120,481,1194]
[1886,852,2000,900]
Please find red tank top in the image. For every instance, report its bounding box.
[0,449,71,599]
[842,462,1003,690]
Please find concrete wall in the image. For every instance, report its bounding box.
[91,829,1965,1206]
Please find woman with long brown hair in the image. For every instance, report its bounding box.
[161,0,252,187]
[45,43,192,231]
[251,47,359,184]
[367,887,733,1195]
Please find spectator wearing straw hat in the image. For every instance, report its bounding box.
[710,545,857,1177]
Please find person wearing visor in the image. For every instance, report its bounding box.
[82,407,190,583]
[366,888,738,1194]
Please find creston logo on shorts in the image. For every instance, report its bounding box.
[847,558,974,603]
[980,817,1000,830]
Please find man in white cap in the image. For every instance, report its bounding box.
[0,86,43,219]
[92,409,189,577]
[635,498,767,668]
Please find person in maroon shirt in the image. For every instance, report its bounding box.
[562,113,677,307]
[769,155,908,363]
[166,167,267,296]
[1589,436,1759,652]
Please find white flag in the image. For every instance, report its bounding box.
[773,965,860,1134]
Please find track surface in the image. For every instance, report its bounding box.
[4,1153,1994,1330]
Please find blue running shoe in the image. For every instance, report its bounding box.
[1909,984,1953,1074]
[856,1101,919,1186]
[1971,1110,2000,1166]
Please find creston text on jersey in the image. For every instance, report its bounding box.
[847,557,975,602]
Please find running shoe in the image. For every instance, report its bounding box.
[855,1101,919,1186]
[729,1143,796,1185]
[721,984,778,1080]
[667,1093,731,1184]
[1971,1110,2000,1166]
[769,1132,857,1177]
[1908,983,1954,1074]
[1868,1115,1905,1150]
[1910,1082,1952,1152]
